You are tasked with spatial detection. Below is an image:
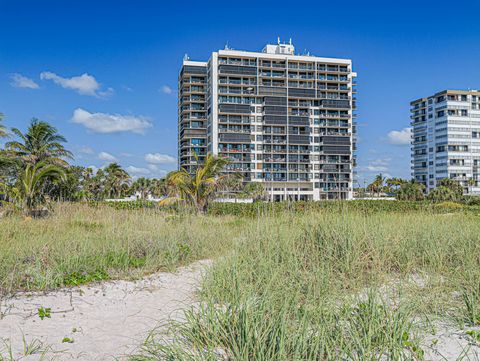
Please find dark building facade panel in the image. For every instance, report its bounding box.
[264,115,288,125]
[323,146,351,154]
[289,116,309,126]
[288,88,316,98]
[219,133,252,143]
[289,135,310,144]
[219,104,252,114]
[218,65,257,75]
[183,66,207,74]
[259,87,287,96]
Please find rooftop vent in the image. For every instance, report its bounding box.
[262,37,295,55]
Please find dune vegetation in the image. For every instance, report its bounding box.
[130,204,480,360]
[2,201,480,359]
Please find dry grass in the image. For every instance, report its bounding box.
[0,203,242,295]
[2,203,480,359]
[132,209,480,360]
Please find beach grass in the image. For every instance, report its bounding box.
[2,202,480,359]
[132,208,480,360]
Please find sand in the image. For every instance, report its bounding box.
[0,260,210,360]
[1,260,480,360]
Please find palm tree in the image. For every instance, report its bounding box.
[0,113,7,139]
[243,181,267,202]
[149,175,178,199]
[166,154,231,213]
[0,113,11,170]
[88,168,107,200]
[5,118,73,166]
[131,177,152,199]
[437,178,463,200]
[467,178,476,195]
[105,163,131,198]
[427,186,456,203]
[386,177,407,191]
[396,180,425,201]
[15,161,66,215]
[367,174,385,197]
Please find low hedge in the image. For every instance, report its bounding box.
[83,199,480,217]
[207,200,476,217]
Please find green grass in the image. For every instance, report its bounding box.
[0,203,241,294]
[2,202,480,359]
[132,208,480,360]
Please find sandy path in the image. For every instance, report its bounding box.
[0,260,210,360]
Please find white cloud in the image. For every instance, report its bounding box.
[10,73,39,89]
[98,87,115,98]
[146,164,168,177]
[40,71,112,97]
[360,157,391,173]
[365,165,389,172]
[127,165,168,179]
[98,151,117,162]
[387,127,411,146]
[126,166,151,175]
[71,108,152,134]
[78,146,94,154]
[160,85,173,94]
[145,153,176,164]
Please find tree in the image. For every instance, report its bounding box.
[386,177,407,191]
[0,113,7,139]
[131,177,152,199]
[0,113,11,171]
[437,178,463,200]
[15,161,66,215]
[243,182,267,201]
[49,166,87,201]
[427,186,456,203]
[218,172,243,198]
[367,174,385,197]
[5,118,73,166]
[165,154,231,213]
[87,168,107,200]
[468,178,477,195]
[396,180,425,201]
[104,163,131,199]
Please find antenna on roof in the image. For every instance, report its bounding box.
[289,38,292,45]
[277,36,280,45]
[183,53,189,61]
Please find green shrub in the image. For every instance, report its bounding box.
[208,200,457,217]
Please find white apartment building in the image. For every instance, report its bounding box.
[411,90,480,195]
[178,40,357,200]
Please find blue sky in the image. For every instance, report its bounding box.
[1,0,479,183]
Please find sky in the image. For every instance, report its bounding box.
[1,0,480,184]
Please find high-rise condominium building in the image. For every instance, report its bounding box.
[411,90,480,195]
[178,40,357,200]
